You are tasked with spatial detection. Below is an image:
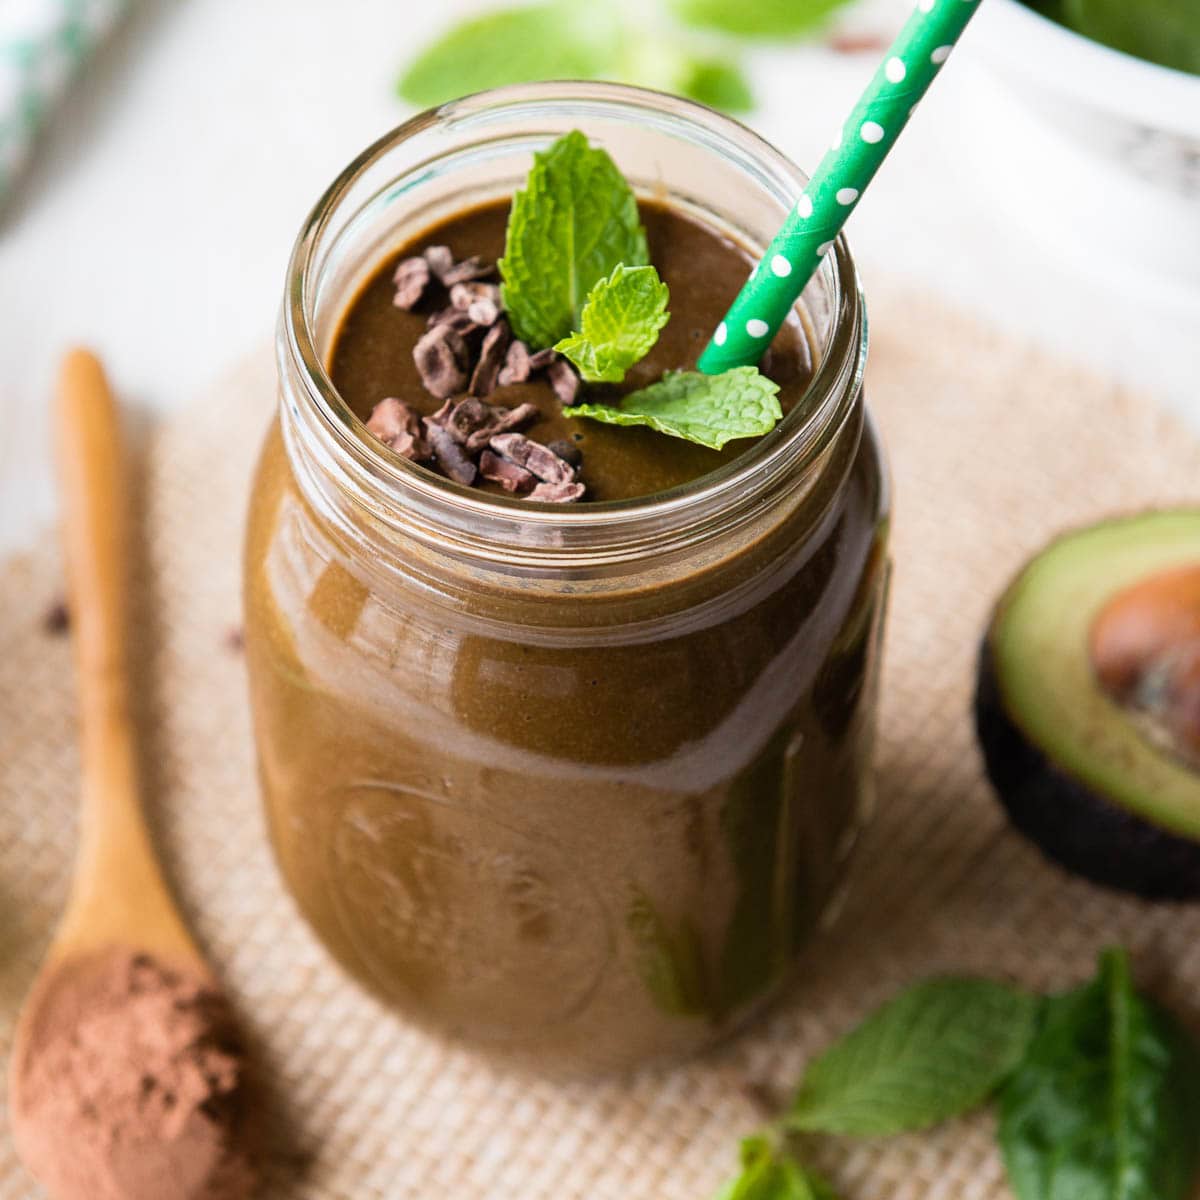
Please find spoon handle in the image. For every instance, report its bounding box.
[54,349,197,961]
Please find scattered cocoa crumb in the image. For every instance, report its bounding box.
[469,322,511,397]
[413,325,470,399]
[224,627,244,655]
[479,449,536,493]
[41,599,70,636]
[365,397,430,461]
[391,256,431,310]
[423,421,477,486]
[546,358,581,406]
[827,30,891,53]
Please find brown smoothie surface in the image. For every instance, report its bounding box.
[328,199,814,503]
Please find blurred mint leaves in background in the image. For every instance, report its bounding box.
[1025,0,1200,75]
[397,0,857,114]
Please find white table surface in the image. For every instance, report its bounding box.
[2,0,1197,558]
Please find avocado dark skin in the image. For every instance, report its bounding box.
[975,640,1200,900]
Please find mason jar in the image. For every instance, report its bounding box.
[244,82,890,1074]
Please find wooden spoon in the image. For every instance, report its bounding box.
[8,350,252,1200]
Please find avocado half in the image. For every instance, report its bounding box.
[975,510,1200,899]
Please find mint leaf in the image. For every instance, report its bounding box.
[672,0,852,38]
[566,368,780,450]
[999,948,1200,1200]
[787,978,1040,1135]
[554,265,669,383]
[397,4,622,108]
[713,1137,839,1200]
[499,131,649,349]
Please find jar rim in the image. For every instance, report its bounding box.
[281,81,867,561]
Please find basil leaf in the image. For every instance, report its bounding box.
[397,4,622,108]
[671,0,852,39]
[499,131,649,350]
[1061,0,1200,75]
[713,1137,840,1200]
[567,367,781,450]
[999,948,1200,1200]
[788,978,1040,1135]
[555,264,670,383]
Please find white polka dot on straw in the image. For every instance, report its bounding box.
[714,321,728,346]
[795,193,814,218]
[861,121,884,144]
[770,255,792,277]
[885,56,907,82]
[931,44,952,63]
[746,319,769,338]
[836,187,859,206]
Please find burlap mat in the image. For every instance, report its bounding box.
[2,288,1200,1200]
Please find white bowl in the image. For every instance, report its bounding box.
[963,0,1200,287]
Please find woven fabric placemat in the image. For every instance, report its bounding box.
[2,288,1199,1200]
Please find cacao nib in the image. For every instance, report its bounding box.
[449,281,502,327]
[365,397,430,461]
[488,432,575,485]
[392,256,431,310]
[413,325,470,399]
[529,480,586,503]
[469,321,511,397]
[546,358,581,406]
[480,449,536,493]
[426,307,479,336]
[546,438,582,468]
[464,402,539,452]
[440,255,496,286]
[423,245,455,282]
[423,421,477,486]
[527,348,557,371]
[41,599,70,636]
[498,339,531,386]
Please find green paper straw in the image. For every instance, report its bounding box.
[697,0,983,375]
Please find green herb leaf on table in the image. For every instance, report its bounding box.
[713,1136,840,1200]
[567,368,781,450]
[787,978,1040,1135]
[677,56,755,112]
[998,947,1200,1200]
[397,3,622,108]
[554,264,670,383]
[671,0,852,39]
[499,131,649,350]
[1057,0,1200,76]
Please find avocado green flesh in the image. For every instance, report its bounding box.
[990,510,1200,841]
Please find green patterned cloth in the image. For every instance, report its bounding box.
[0,0,128,204]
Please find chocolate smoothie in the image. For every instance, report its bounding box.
[329,200,813,502]
[245,108,889,1073]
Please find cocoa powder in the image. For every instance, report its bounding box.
[10,949,254,1200]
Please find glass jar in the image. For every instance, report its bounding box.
[244,83,890,1074]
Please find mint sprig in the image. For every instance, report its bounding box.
[567,368,782,450]
[499,131,649,350]
[670,0,851,37]
[554,264,670,383]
